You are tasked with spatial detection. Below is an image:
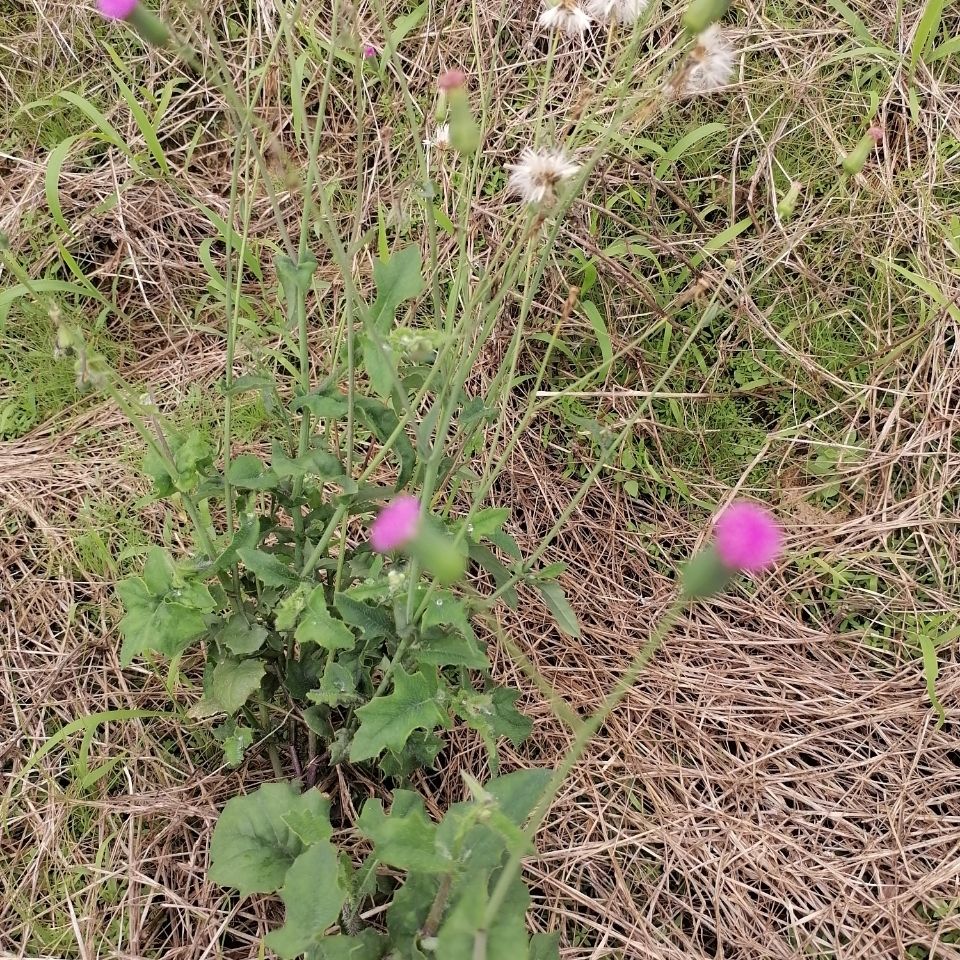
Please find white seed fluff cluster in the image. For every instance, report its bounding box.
[585,0,648,24]
[538,0,591,37]
[506,147,580,206]
[422,123,451,151]
[683,25,735,94]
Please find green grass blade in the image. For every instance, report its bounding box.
[911,0,946,67]
[45,135,81,236]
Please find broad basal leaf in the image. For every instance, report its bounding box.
[349,666,450,762]
[421,591,476,643]
[357,790,448,873]
[265,841,347,960]
[237,547,299,587]
[435,873,530,960]
[209,782,332,896]
[334,592,394,641]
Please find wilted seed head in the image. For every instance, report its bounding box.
[506,147,580,206]
[97,0,138,18]
[586,0,648,24]
[683,25,735,94]
[538,0,592,36]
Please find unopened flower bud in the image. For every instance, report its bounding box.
[682,0,730,35]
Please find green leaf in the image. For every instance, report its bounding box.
[533,580,580,638]
[415,631,489,670]
[334,592,395,640]
[357,791,448,872]
[362,334,397,399]
[530,932,561,960]
[220,614,269,655]
[265,841,347,959]
[466,507,510,539]
[272,443,343,480]
[388,0,428,49]
[208,657,265,715]
[227,453,278,490]
[142,546,176,595]
[209,782,331,896]
[276,252,319,300]
[283,794,334,846]
[295,586,356,651]
[370,244,424,332]
[918,632,946,727]
[116,578,211,666]
[467,544,518,609]
[421,591,476,642]
[237,547,299,587]
[213,718,254,768]
[581,299,613,370]
[294,390,350,419]
[307,660,362,708]
[353,397,416,490]
[350,666,450,762]
[309,931,388,959]
[454,687,531,746]
[436,873,530,960]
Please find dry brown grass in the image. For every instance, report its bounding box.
[3,0,960,957]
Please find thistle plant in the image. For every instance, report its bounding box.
[67,0,787,956]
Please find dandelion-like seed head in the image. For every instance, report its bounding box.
[423,124,451,152]
[538,0,592,36]
[506,147,580,206]
[586,0,648,24]
[682,25,735,94]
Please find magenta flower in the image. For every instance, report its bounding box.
[362,44,377,58]
[97,0,138,18]
[371,495,421,553]
[714,501,783,572]
[438,69,466,92]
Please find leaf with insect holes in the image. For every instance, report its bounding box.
[533,580,580,638]
[209,782,332,896]
[264,841,347,960]
[357,790,448,873]
[349,666,450,762]
[295,586,355,651]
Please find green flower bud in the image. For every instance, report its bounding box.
[841,134,875,176]
[128,4,170,47]
[682,0,731,35]
[776,181,802,220]
[448,88,480,155]
[681,546,733,600]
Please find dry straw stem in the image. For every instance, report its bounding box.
[3,0,960,957]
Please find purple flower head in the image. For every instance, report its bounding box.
[97,0,139,19]
[714,501,783,572]
[371,495,421,553]
[362,44,377,59]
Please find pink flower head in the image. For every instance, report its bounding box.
[362,44,377,59]
[371,495,421,553]
[714,501,783,572]
[438,69,466,92]
[97,0,138,18]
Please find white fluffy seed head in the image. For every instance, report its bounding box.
[585,0,648,24]
[538,0,592,36]
[423,123,451,151]
[683,25,735,94]
[506,146,580,206]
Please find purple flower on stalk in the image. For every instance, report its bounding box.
[371,495,421,553]
[362,44,377,58]
[714,501,783,572]
[97,0,138,19]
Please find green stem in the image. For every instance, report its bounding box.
[479,596,687,944]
